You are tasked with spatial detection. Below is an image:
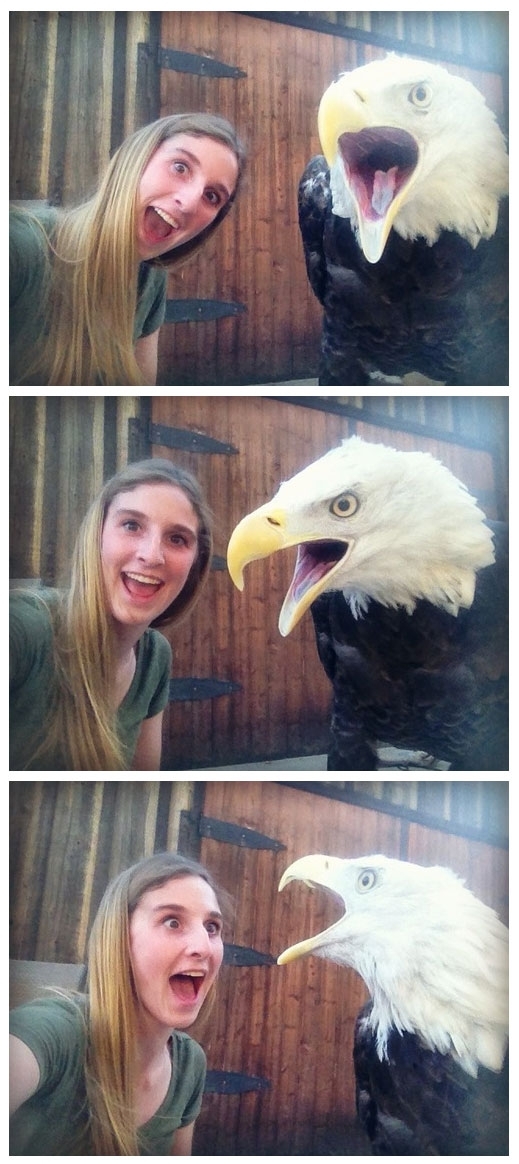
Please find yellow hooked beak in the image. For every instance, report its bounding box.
[226,504,292,592]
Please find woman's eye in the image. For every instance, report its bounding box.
[123,520,140,532]
[173,161,188,175]
[205,189,221,206]
[205,921,222,936]
[164,917,180,929]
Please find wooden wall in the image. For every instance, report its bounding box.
[9,778,509,1154]
[9,11,156,204]
[9,394,508,769]
[9,780,197,963]
[10,11,508,385]
[9,396,141,585]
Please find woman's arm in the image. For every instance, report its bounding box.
[9,1035,41,1116]
[135,329,160,385]
[171,1122,195,1155]
[132,710,164,770]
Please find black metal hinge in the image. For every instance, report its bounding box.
[224,943,277,967]
[198,816,286,851]
[158,46,247,78]
[165,298,246,323]
[150,422,238,455]
[205,1070,270,1094]
[169,678,241,702]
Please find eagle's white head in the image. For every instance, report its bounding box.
[227,436,495,635]
[316,54,509,262]
[277,853,509,1077]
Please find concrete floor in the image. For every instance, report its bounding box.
[205,754,327,771]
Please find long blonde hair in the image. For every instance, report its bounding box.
[85,852,228,1155]
[12,113,246,385]
[26,459,213,770]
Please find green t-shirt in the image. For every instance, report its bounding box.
[9,995,207,1155]
[9,205,167,385]
[9,590,172,770]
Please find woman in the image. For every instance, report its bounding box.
[10,851,228,1154]
[10,112,246,385]
[9,458,212,770]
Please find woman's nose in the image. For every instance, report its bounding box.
[174,180,204,215]
[185,924,212,957]
[138,532,165,565]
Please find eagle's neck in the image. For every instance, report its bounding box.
[350,919,508,1078]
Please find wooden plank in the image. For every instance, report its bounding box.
[9,12,57,199]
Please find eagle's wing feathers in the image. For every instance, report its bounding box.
[298,155,331,306]
[354,1002,509,1155]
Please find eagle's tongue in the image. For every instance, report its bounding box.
[371,166,398,216]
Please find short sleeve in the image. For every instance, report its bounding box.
[135,264,168,339]
[145,630,172,718]
[176,1034,207,1126]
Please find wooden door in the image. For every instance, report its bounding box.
[149,395,506,770]
[155,12,507,385]
[190,780,508,1154]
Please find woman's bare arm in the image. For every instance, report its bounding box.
[9,1035,41,1116]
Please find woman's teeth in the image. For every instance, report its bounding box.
[124,572,162,586]
[153,207,180,229]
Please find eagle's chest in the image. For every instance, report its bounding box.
[324,215,471,324]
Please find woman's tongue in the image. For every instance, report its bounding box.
[123,573,162,600]
[170,973,201,1002]
[144,206,175,242]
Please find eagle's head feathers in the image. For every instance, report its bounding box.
[277,853,509,1077]
[317,54,509,262]
[227,436,495,635]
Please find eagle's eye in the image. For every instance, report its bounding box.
[357,869,377,893]
[409,82,433,109]
[330,492,358,518]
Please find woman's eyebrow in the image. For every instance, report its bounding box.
[114,508,197,537]
[152,902,223,920]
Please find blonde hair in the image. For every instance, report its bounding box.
[26,459,213,770]
[84,852,228,1154]
[12,113,246,385]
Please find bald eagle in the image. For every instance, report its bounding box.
[227,436,508,770]
[278,852,509,1155]
[300,55,509,385]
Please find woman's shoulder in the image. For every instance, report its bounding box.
[9,588,60,634]
[140,626,173,667]
[10,204,59,256]
[10,993,87,1049]
[170,1029,206,1075]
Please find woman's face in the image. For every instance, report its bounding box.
[136,132,239,260]
[101,481,199,633]
[129,875,224,1034]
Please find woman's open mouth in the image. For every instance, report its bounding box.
[122,571,164,601]
[143,206,181,245]
[169,971,205,1004]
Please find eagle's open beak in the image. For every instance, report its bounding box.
[227,507,351,637]
[277,854,347,964]
[318,78,421,263]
